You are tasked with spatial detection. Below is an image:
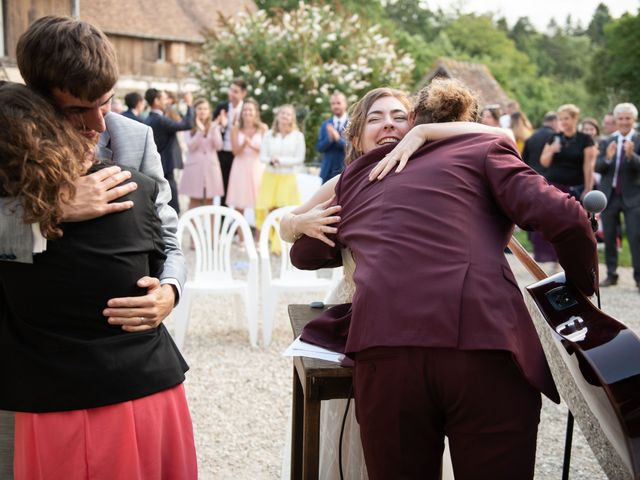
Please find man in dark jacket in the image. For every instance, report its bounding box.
[316,91,349,183]
[145,89,194,213]
[596,102,640,290]
[522,111,558,174]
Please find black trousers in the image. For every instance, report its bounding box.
[601,192,640,282]
[165,171,179,215]
[218,150,235,207]
[353,347,541,480]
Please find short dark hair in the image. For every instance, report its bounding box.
[231,78,248,92]
[543,112,557,124]
[124,92,143,110]
[144,88,161,107]
[16,16,118,101]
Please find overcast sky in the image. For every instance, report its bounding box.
[427,0,638,31]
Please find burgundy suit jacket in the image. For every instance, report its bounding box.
[291,133,598,402]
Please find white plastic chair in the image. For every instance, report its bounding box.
[259,206,342,346]
[172,206,259,348]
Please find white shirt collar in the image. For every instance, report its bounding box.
[332,113,348,125]
[618,130,634,142]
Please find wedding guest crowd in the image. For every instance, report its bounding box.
[115,81,639,297]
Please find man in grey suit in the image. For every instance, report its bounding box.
[0,16,186,478]
[596,102,640,291]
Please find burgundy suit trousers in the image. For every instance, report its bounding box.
[353,347,541,480]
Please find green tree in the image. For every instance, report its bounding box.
[193,4,413,161]
[588,11,640,108]
[586,3,613,45]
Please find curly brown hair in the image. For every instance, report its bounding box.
[413,78,479,125]
[0,82,89,238]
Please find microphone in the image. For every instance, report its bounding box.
[582,191,608,232]
[583,190,607,214]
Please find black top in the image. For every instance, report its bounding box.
[544,131,595,186]
[0,166,188,412]
[522,126,555,174]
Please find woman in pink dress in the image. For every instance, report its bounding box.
[179,98,224,210]
[227,98,268,215]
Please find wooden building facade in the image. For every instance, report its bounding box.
[0,0,255,93]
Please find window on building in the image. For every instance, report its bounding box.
[157,41,166,62]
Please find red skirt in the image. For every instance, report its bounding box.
[14,384,197,480]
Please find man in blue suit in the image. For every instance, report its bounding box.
[144,88,194,213]
[317,91,348,183]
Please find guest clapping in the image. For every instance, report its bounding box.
[317,91,348,183]
[179,98,224,210]
[227,98,267,216]
[256,104,305,227]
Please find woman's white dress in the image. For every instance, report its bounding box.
[318,249,367,480]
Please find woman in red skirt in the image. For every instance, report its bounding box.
[0,83,197,480]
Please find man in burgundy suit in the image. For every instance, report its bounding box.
[291,133,597,479]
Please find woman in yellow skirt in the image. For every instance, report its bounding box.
[257,104,306,251]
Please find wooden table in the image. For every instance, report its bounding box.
[289,304,353,480]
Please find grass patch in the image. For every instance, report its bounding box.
[513,229,632,268]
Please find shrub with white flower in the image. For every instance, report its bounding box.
[192,3,414,162]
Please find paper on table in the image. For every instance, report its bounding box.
[283,336,344,363]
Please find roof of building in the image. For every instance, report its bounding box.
[81,0,256,43]
[421,57,511,109]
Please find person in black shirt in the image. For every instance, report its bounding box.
[531,104,596,267]
[540,104,596,198]
[0,83,196,479]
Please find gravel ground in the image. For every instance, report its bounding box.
[166,247,640,480]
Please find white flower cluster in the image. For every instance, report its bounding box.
[194,2,414,160]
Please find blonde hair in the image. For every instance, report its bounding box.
[558,104,580,119]
[344,87,412,165]
[272,104,298,134]
[510,111,533,143]
[239,98,263,130]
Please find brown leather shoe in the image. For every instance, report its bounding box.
[600,276,618,287]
